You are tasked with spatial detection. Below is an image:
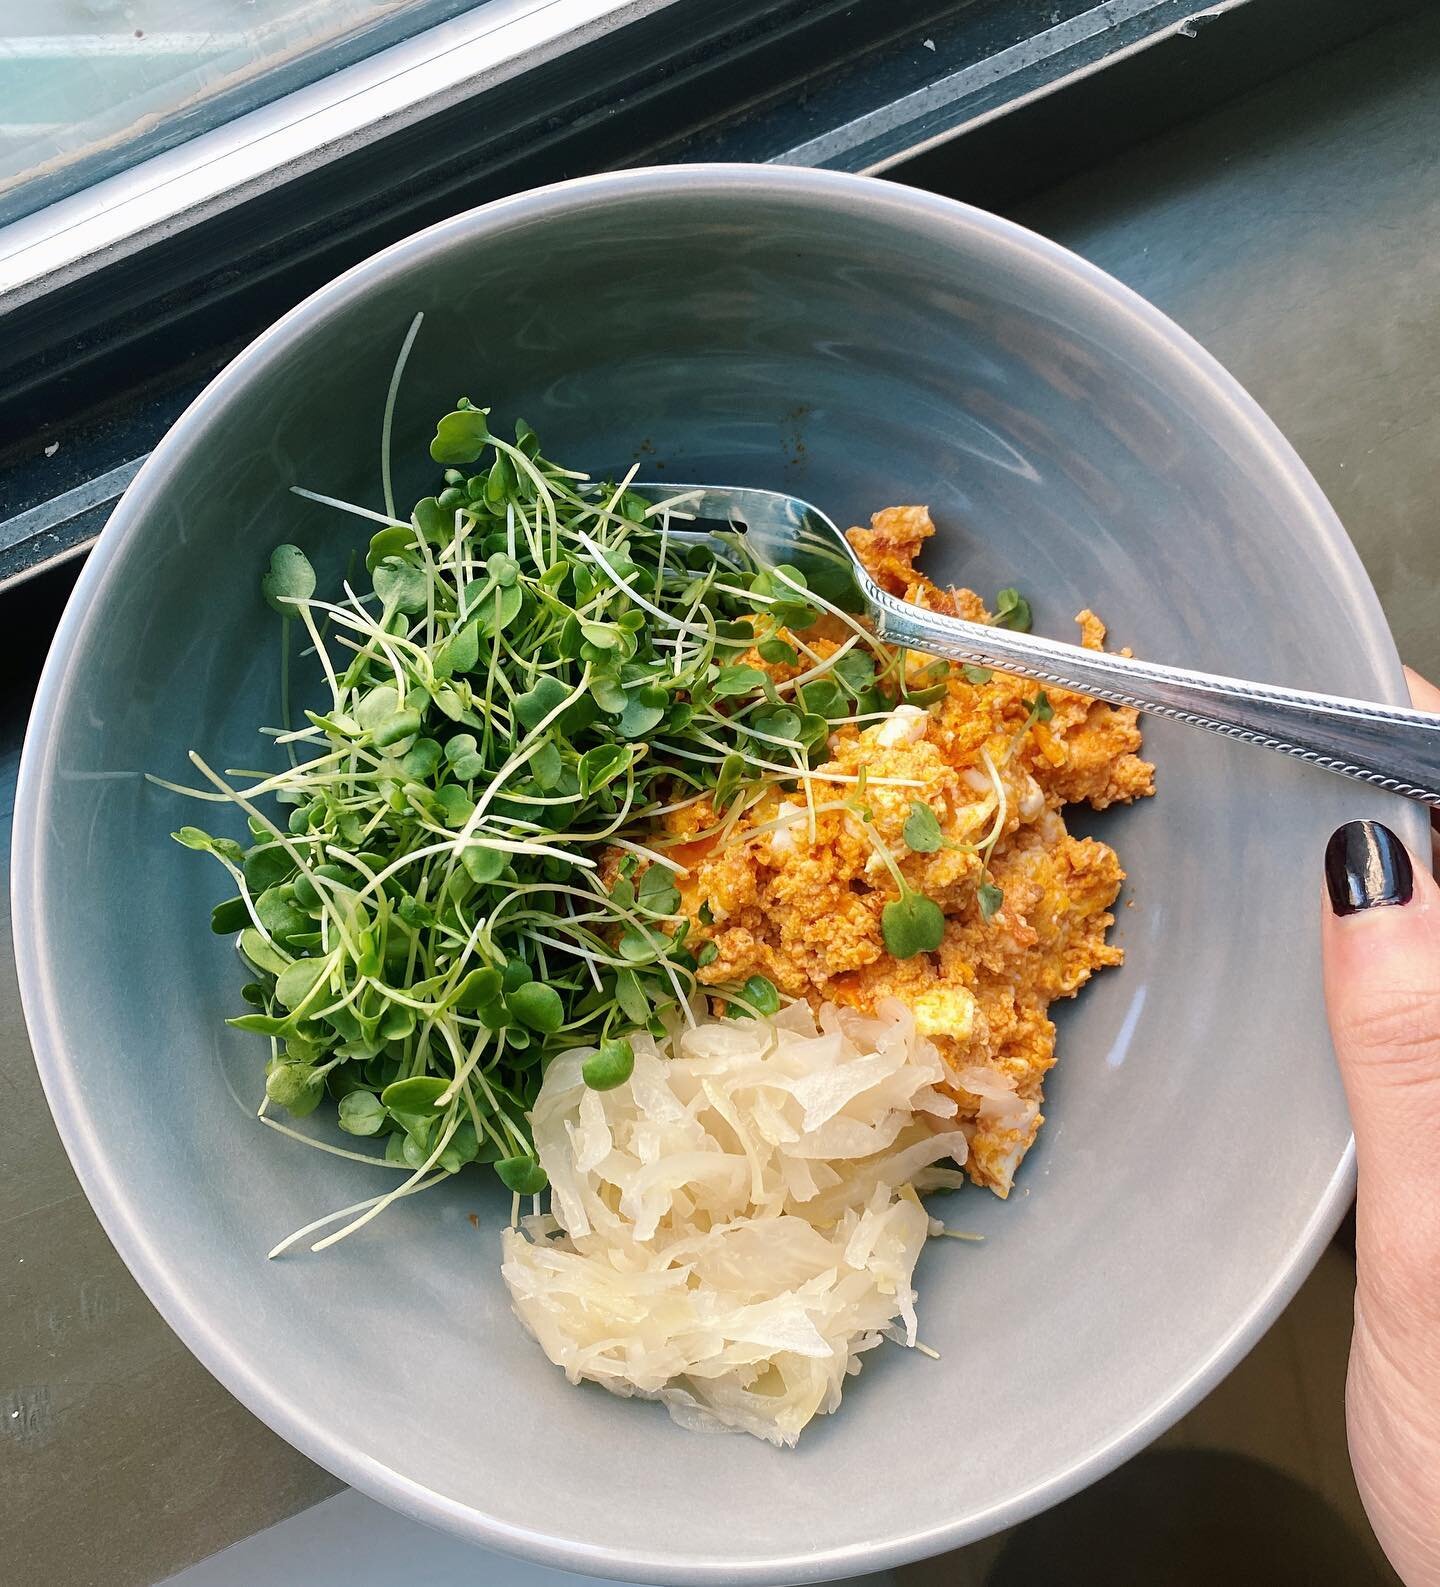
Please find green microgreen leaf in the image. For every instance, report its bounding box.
[530,741,563,790]
[472,582,524,636]
[210,897,248,934]
[514,676,569,731]
[727,974,781,1019]
[590,671,628,713]
[617,686,667,739]
[239,928,291,977]
[637,863,681,916]
[381,1075,450,1114]
[430,407,491,465]
[580,622,620,651]
[614,970,650,1026]
[460,844,506,885]
[618,928,659,963]
[373,708,423,748]
[507,982,564,1033]
[443,1121,481,1170]
[452,967,503,1010]
[488,552,521,588]
[713,752,746,811]
[261,545,316,615]
[227,1012,292,1037]
[833,651,876,695]
[881,892,945,958]
[338,1090,386,1136]
[583,1037,635,1092]
[798,678,846,721]
[266,1062,325,1117]
[413,497,448,543]
[432,784,475,827]
[172,826,245,863]
[366,526,414,571]
[275,956,330,1011]
[401,738,444,779]
[756,638,799,666]
[485,454,513,508]
[241,846,293,895]
[577,744,633,795]
[712,664,769,698]
[496,1156,548,1196]
[902,801,945,854]
[993,588,1032,632]
[433,623,479,680]
[444,734,486,780]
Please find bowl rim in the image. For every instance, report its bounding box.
[12,161,1414,1584]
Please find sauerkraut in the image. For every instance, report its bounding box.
[500,998,968,1446]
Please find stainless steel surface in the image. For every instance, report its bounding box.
[875,592,1440,801]
[13,163,1418,1583]
[639,480,1440,805]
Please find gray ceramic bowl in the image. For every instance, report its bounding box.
[14,166,1421,1583]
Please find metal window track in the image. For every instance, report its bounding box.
[0,0,1424,593]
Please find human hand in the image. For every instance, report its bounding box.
[1322,668,1440,1586]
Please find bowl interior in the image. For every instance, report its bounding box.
[17,169,1414,1583]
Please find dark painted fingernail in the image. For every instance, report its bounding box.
[1325,821,1413,915]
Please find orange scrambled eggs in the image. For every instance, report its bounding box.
[652,505,1154,1197]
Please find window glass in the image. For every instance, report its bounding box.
[0,1,481,225]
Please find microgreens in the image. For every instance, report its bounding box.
[993,588,1032,632]
[977,881,1005,922]
[159,322,1040,1251]
[881,892,946,958]
[844,799,946,960]
[901,800,945,854]
[160,325,962,1247]
[583,1037,636,1091]
[1024,690,1054,726]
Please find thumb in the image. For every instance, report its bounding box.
[1323,819,1440,1585]
[1322,817,1440,1322]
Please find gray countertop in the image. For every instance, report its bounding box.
[4,11,1436,1584]
[1010,9,1440,682]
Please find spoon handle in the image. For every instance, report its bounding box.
[870,589,1440,808]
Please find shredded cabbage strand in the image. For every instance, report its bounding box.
[501,998,967,1447]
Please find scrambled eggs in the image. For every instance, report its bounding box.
[657,505,1154,1196]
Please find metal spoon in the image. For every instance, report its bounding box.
[628,481,1440,808]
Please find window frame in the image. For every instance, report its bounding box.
[0,0,676,304]
[0,0,1421,590]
